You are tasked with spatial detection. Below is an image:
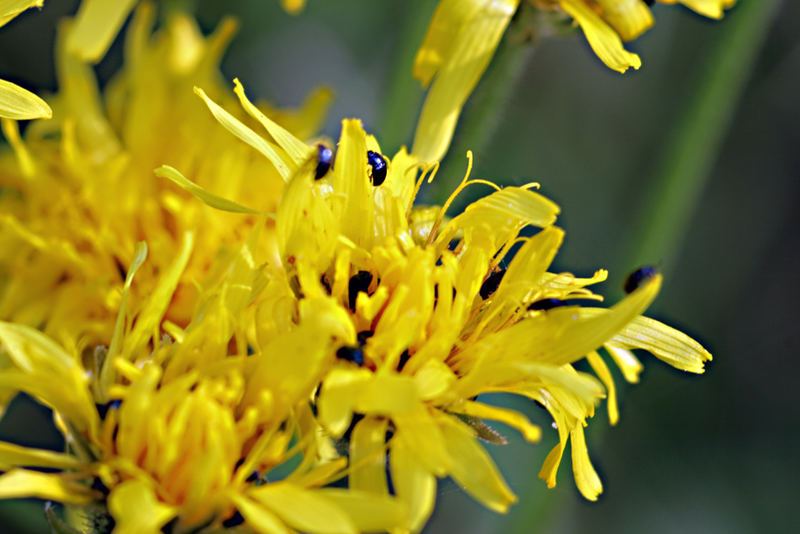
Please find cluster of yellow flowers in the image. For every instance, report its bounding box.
[0,1,729,533]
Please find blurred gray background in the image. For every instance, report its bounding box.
[0,0,797,532]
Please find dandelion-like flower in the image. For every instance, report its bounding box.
[412,0,736,162]
[168,80,712,531]
[0,239,405,533]
[0,5,331,347]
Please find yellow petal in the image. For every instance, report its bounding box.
[108,479,176,534]
[248,483,358,534]
[594,0,654,41]
[102,242,148,395]
[1,118,35,175]
[66,0,137,62]
[155,165,261,214]
[233,78,312,166]
[122,232,194,357]
[56,24,121,159]
[439,414,516,513]
[0,78,52,120]
[413,0,488,86]
[605,315,713,373]
[570,424,603,501]
[318,368,372,437]
[443,186,560,252]
[661,0,735,19]
[538,440,567,489]
[560,0,642,73]
[394,408,452,477]
[194,86,292,180]
[586,351,618,425]
[389,437,436,532]
[0,0,44,28]
[275,160,338,270]
[413,359,457,400]
[604,344,642,383]
[490,226,564,314]
[355,373,419,415]
[332,119,373,246]
[479,274,661,367]
[0,322,96,433]
[316,489,407,533]
[0,441,83,470]
[232,494,292,534]
[349,416,389,495]
[412,0,519,162]
[0,469,92,504]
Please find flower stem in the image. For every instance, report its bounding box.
[624,0,780,277]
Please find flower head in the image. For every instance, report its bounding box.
[0,6,331,348]
[0,240,405,533]
[181,81,712,530]
[412,0,736,162]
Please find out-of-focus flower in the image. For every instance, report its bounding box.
[180,82,712,531]
[0,238,405,533]
[280,0,306,15]
[0,0,52,119]
[0,5,332,349]
[412,0,736,162]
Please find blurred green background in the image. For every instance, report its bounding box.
[0,0,798,532]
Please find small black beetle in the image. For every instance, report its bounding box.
[367,150,388,186]
[623,265,658,294]
[315,143,333,180]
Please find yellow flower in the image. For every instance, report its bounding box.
[0,239,405,533]
[180,81,711,530]
[412,0,736,162]
[280,0,307,15]
[0,5,332,348]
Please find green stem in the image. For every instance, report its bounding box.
[378,0,438,155]
[624,0,780,277]
[429,13,536,204]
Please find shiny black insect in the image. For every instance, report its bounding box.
[336,345,365,366]
[624,265,658,294]
[336,332,373,368]
[315,143,333,180]
[95,400,121,419]
[396,350,411,372]
[527,298,567,311]
[479,269,506,299]
[348,271,373,310]
[367,150,388,186]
